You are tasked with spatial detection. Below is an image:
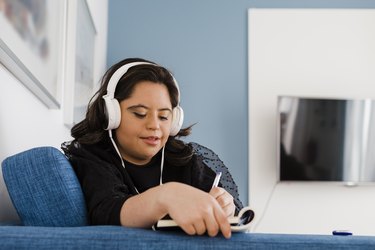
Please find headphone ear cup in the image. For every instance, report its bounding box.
[170,106,184,136]
[103,96,121,130]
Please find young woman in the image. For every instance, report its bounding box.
[62,58,243,238]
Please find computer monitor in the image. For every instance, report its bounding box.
[278,96,375,183]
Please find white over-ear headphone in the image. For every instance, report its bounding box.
[102,61,184,136]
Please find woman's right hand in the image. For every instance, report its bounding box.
[158,182,231,239]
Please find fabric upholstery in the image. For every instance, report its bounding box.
[1,225,375,250]
[1,147,87,226]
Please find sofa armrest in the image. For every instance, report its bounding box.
[0,226,375,250]
[1,147,87,226]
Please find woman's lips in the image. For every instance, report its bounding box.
[141,136,160,146]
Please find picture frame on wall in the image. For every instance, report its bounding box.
[0,0,66,108]
[64,0,96,127]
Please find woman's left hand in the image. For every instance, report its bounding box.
[209,187,235,217]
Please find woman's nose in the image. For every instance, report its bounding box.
[146,115,160,130]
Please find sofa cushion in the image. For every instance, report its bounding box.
[1,226,375,250]
[1,147,87,226]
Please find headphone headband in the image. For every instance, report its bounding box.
[104,62,152,99]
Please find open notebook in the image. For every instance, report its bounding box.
[154,206,255,232]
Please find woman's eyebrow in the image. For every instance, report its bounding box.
[127,104,148,110]
[127,104,172,112]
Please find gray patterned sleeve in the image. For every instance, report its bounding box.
[190,142,244,214]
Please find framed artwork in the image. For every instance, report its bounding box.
[64,0,96,127]
[0,0,66,108]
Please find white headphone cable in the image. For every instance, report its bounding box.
[160,146,165,185]
[251,182,277,232]
[108,130,164,194]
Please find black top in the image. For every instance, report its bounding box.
[62,138,243,226]
[124,155,162,193]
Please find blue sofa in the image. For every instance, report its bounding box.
[1,147,375,249]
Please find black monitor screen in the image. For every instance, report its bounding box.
[278,96,375,182]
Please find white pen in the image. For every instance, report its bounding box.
[212,172,222,189]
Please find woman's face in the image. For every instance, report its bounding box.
[115,81,173,165]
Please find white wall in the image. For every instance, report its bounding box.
[248,9,375,236]
[0,0,108,223]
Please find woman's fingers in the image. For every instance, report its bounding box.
[181,223,196,236]
[204,210,220,237]
[210,187,235,217]
[189,204,231,238]
[176,205,229,238]
[209,186,224,199]
[162,182,232,238]
[194,220,207,235]
[214,204,231,239]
